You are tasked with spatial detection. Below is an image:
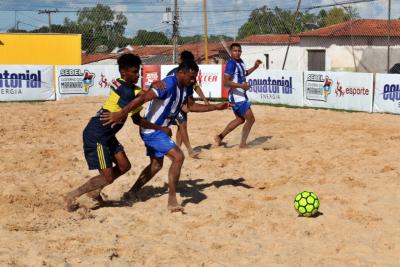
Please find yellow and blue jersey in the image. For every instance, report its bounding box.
[102,78,143,116]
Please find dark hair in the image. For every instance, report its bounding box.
[177,60,199,73]
[117,53,142,71]
[180,50,195,62]
[230,42,242,50]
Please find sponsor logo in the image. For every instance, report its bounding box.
[0,69,42,95]
[197,69,218,87]
[382,83,400,101]
[144,71,159,90]
[58,69,95,94]
[305,74,332,102]
[335,81,370,97]
[98,73,110,88]
[247,76,294,101]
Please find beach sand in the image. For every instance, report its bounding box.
[0,96,399,266]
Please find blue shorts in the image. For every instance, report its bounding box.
[232,100,251,118]
[83,116,124,170]
[141,130,176,158]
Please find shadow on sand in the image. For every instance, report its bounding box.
[91,177,252,210]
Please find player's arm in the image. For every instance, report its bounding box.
[193,84,209,105]
[186,96,228,112]
[224,74,250,91]
[131,113,172,136]
[101,89,158,127]
[246,59,262,76]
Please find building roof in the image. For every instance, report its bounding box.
[81,53,118,64]
[240,34,300,44]
[300,19,400,37]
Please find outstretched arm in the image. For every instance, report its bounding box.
[246,59,262,76]
[131,113,172,136]
[101,89,158,127]
[186,96,228,112]
[193,84,209,105]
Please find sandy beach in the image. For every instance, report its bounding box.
[0,96,399,266]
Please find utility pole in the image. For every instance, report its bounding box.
[282,0,302,70]
[203,0,209,63]
[387,0,391,72]
[172,0,179,64]
[38,9,58,33]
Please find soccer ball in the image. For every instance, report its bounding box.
[294,191,319,217]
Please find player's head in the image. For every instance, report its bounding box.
[117,53,142,85]
[179,50,195,63]
[230,43,242,60]
[176,60,199,87]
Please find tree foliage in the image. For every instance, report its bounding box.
[237,5,359,39]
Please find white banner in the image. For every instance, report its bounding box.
[303,71,373,112]
[161,64,222,98]
[246,69,304,106]
[374,74,400,114]
[0,65,55,101]
[55,65,120,100]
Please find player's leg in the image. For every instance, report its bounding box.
[86,138,130,202]
[165,146,185,212]
[214,114,245,147]
[64,141,116,211]
[64,167,114,212]
[122,156,164,201]
[239,107,255,148]
[86,150,131,203]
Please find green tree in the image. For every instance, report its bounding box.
[132,30,170,45]
[320,7,358,27]
[76,4,128,52]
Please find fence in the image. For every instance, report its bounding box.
[0,1,399,72]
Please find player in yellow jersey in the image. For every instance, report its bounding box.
[63,53,169,212]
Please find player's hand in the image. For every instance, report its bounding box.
[254,59,262,68]
[161,126,172,137]
[100,111,126,128]
[241,82,250,90]
[150,80,167,90]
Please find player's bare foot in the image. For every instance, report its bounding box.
[63,194,79,212]
[213,135,222,147]
[86,191,105,205]
[188,149,200,158]
[168,196,184,213]
[239,144,249,149]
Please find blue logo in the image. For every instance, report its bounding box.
[0,70,42,89]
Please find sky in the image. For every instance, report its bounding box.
[0,0,398,38]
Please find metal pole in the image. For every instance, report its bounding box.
[203,0,209,63]
[387,0,391,72]
[282,0,302,70]
[172,0,178,64]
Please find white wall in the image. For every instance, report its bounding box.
[241,44,304,71]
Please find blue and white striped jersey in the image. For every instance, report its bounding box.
[141,75,193,134]
[225,58,248,103]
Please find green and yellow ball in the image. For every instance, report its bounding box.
[294,191,319,217]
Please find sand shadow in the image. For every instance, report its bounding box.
[194,136,272,151]
[92,177,252,210]
[248,136,272,146]
[297,211,324,218]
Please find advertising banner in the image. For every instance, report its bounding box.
[0,65,55,101]
[303,71,373,112]
[374,74,400,114]
[55,65,120,100]
[246,69,303,106]
[142,65,161,91]
[161,64,222,98]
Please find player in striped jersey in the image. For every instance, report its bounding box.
[214,43,262,148]
[101,60,228,212]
